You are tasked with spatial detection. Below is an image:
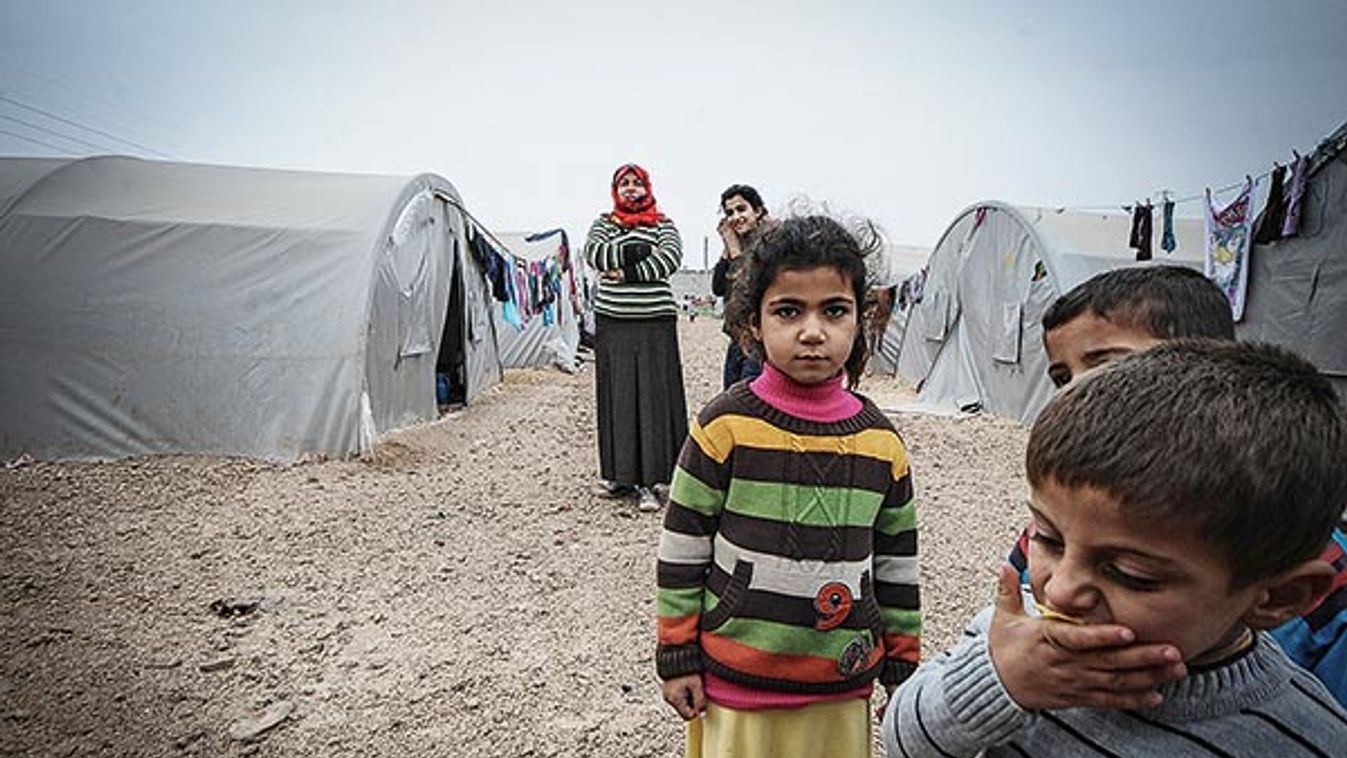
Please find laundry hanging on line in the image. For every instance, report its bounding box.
[1282,152,1309,238]
[1204,178,1255,322]
[1252,163,1288,244]
[469,226,581,332]
[1128,201,1154,261]
[1160,198,1176,253]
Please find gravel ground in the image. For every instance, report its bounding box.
[0,317,1029,757]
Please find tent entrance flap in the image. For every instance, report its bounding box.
[436,253,468,406]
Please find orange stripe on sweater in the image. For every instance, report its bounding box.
[703,634,885,684]
[658,615,700,645]
[883,633,921,664]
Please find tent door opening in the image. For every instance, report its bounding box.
[435,249,468,408]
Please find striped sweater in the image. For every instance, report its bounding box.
[656,381,921,694]
[583,215,682,319]
[882,617,1347,757]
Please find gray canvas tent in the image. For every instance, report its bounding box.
[1238,120,1347,399]
[886,203,1203,423]
[0,156,502,461]
[490,229,588,370]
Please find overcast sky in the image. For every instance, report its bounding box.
[2,1,1345,267]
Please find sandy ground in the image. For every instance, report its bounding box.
[0,317,1030,757]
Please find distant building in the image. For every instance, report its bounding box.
[669,269,715,301]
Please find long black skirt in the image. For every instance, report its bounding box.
[595,314,688,488]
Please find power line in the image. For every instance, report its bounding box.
[0,126,76,154]
[0,54,183,153]
[0,111,114,154]
[0,92,176,159]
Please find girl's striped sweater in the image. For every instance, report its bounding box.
[656,380,921,694]
[583,215,682,319]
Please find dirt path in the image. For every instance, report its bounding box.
[1,318,1029,757]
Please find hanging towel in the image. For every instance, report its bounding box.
[1204,179,1254,321]
[502,300,522,329]
[1282,153,1309,238]
[1129,203,1154,261]
[1161,199,1177,253]
[1252,163,1288,244]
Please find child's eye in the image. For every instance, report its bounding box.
[773,306,799,319]
[824,304,853,319]
[1101,564,1162,592]
[1029,533,1064,554]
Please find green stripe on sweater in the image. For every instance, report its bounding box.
[875,499,917,536]
[670,468,725,517]
[725,479,884,527]
[711,616,874,658]
[880,608,922,635]
[658,586,705,618]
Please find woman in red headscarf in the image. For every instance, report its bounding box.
[584,163,688,512]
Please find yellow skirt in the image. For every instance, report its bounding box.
[685,698,872,758]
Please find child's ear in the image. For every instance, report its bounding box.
[1243,559,1335,630]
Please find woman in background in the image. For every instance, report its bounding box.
[711,184,772,389]
[583,163,688,512]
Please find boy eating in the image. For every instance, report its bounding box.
[883,340,1347,756]
[1011,265,1347,704]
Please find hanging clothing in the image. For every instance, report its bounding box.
[1253,163,1288,244]
[488,252,510,302]
[1129,203,1153,261]
[1204,179,1255,321]
[1282,153,1309,238]
[1161,198,1177,253]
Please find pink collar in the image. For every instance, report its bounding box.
[749,362,862,423]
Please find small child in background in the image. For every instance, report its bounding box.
[883,339,1347,756]
[1009,264,1347,705]
[656,213,920,758]
[1038,265,1234,390]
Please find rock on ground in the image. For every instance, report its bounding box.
[0,318,1028,757]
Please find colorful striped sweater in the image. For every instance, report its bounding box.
[655,377,921,695]
[583,215,682,319]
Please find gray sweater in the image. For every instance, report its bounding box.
[882,612,1347,757]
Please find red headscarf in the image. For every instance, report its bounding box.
[608,163,667,227]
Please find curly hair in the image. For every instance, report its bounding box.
[725,210,882,389]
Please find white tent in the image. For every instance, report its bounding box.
[0,156,502,461]
[1238,120,1347,400]
[886,202,1203,423]
[489,228,588,371]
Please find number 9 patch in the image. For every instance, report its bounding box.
[813,581,854,631]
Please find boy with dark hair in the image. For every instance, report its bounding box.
[883,340,1347,756]
[1040,265,1234,388]
[1011,264,1347,705]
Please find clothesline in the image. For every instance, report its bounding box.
[425,188,586,333]
[431,189,515,257]
[1056,165,1277,215]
